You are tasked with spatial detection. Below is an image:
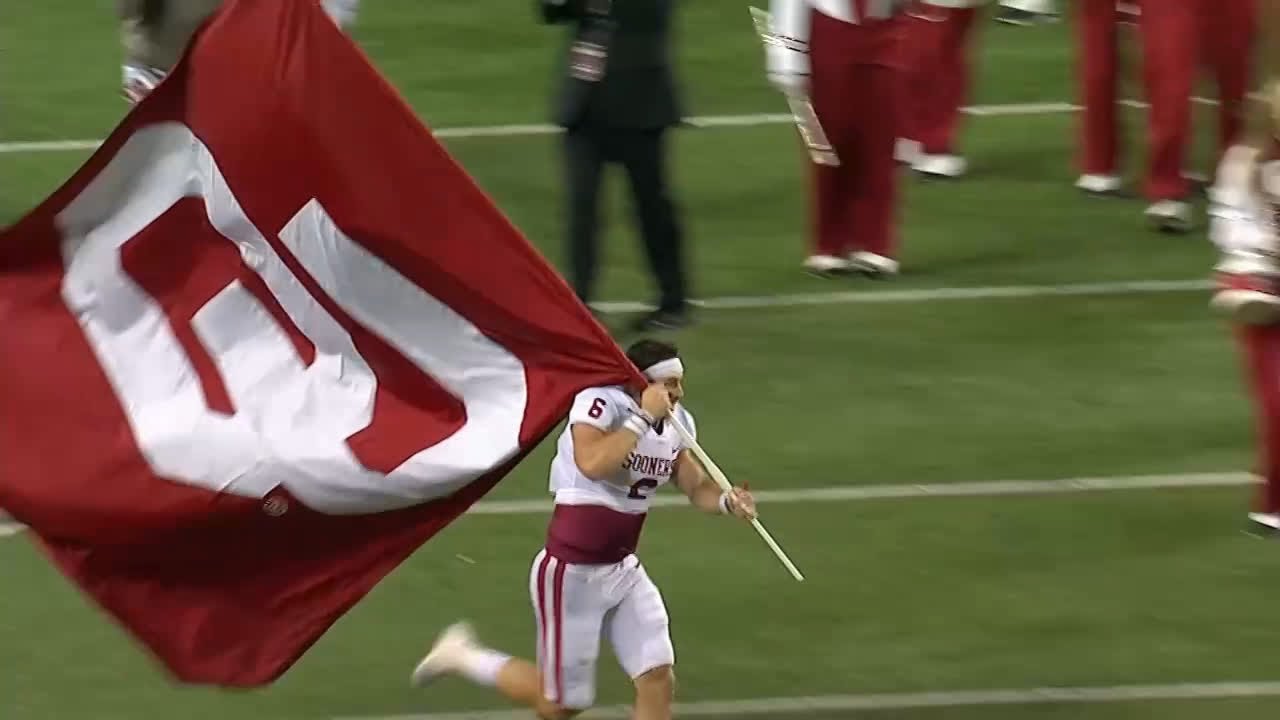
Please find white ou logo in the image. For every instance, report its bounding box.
[55,123,529,515]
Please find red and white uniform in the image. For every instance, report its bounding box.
[532,386,696,709]
[901,0,986,164]
[1076,0,1254,197]
[768,0,905,265]
[1210,146,1280,521]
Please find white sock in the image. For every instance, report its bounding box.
[458,648,511,687]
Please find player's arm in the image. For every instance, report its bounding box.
[538,0,584,24]
[672,450,757,520]
[571,385,672,481]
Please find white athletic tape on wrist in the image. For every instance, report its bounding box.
[623,414,650,437]
[643,358,684,382]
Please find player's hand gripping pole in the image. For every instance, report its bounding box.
[667,410,805,582]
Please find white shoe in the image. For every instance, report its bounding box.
[1144,200,1192,233]
[1248,512,1280,531]
[849,251,899,277]
[1076,174,1123,195]
[804,254,852,276]
[895,138,922,165]
[411,622,476,687]
[913,154,967,178]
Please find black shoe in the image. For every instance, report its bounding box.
[631,308,692,333]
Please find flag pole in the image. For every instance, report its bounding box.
[667,411,806,582]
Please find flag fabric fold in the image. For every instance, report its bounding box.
[0,0,641,686]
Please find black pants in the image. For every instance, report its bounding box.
[563,125,687,314]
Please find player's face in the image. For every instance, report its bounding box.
[664,376,684,405]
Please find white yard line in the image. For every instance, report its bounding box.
[590,278,1213,314]
[0,98,1221,154]
[335,680,1280,720]
[469,471,1250,515]
[0,472,1251,539]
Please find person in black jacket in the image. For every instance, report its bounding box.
[541,0,691,331]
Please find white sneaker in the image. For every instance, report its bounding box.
[804,254,852,277]
[1248,512,1280,531]
[1144,200,1192,233]
[849,251,899,277]
[895,138,922,165]
[913,154,967,179]
[1076,174,1123,195]
[411,622,476,687]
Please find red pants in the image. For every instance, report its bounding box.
[1076,0,1255,199]
[902,6,979,156]
[808,10,902,259]
[1236,323,1280,516]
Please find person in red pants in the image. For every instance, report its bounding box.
[899,1,984,179]
[1210,113,1280,532]
[766,0,905,277]
[1075,0,1255,233]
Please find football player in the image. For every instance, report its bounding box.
[410,339,757,720]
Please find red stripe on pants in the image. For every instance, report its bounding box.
[808,10,902,259]
[535,553,552,700]
[551,559,567,704]
[902,6,978,155]
[1237,323,1280,515]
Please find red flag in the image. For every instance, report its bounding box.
[0,0,642,686]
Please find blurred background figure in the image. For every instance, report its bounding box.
[118,0,360,104]
[540,0,692,332]
[1075,0,1255,233]
[900,0,986,180]
[766,0,906,279]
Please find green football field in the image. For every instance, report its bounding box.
[3,2,1278,719]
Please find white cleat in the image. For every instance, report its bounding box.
[1248,512,1280,531]
[849,251,899,278]
[1144,200,1192,233]
[411,622,476,687]
[913,154,968,179]
[803,254,852,277]
[1075,174,1123,195]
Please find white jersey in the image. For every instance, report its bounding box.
[549,386,696,514]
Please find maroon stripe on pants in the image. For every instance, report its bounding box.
[535,552,552,699]
[552,559,567,704]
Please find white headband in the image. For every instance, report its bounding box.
[643,358,684,382]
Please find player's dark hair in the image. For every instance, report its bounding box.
[626,338,679,373]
